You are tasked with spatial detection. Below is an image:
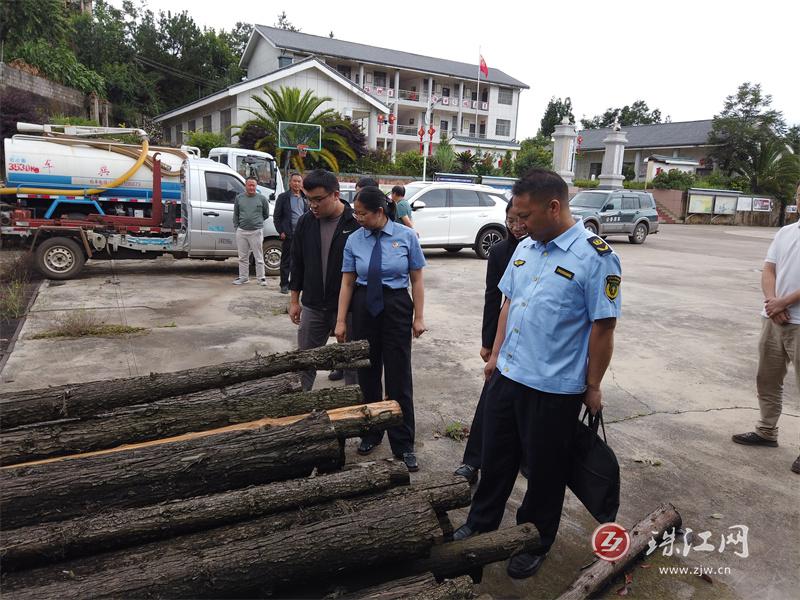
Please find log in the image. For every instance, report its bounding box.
[0,411,344,529]
[0,382,364,465]
[363,473,472,513]
[0,460,409,571]
[400,524,542,581]
[3,496,442,599]
[7,401,402,468]
[409,576,475,600]
[556,503,682,600]
[331,573,474,600]
[0,340,369,429]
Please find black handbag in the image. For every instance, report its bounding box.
[568,408,620,523]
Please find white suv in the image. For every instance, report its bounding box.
[404,182,509,259]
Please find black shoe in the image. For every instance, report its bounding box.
[453,523,477,541]
[507,552,547,579]
[402,452,419,472]
[280,285,289,294]
[792,455,800,474]
[454,463,478,484]
[732,432,778,447]
[328,369,344,381]
[357,439,381,455]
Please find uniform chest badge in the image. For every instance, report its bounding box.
[513,259,526,267]
[605,275,621,300]
[554,266,574,280]
[392,241,400,248]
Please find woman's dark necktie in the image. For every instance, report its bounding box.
[367,231,384,316]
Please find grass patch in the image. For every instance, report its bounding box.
[436,420,470,442]
[0,252,34,320]
[31,309,147,339]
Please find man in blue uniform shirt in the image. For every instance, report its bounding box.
[453,169,622,580]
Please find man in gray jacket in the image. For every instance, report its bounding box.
[233,176,270,286]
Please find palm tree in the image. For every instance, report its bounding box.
[236,86,356,172]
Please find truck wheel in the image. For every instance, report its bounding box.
[263,239,282,277]
[35,237,86,279]
[584,220,599,235]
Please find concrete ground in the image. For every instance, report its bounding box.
[1,224,798,599]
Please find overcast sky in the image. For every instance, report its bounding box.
[110,0,799,139]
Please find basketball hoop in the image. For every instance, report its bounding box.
[297,144,309,158]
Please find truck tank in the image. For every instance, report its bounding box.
[3,136,186,201]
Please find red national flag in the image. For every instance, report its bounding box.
[479,55,488,78]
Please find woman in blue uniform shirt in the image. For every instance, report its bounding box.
[335,186,427,471]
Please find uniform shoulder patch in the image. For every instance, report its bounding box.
[605,275,621,301]
[587,236,612,256]
[513,259,526,267]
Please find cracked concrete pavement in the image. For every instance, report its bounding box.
[1,223,797,599]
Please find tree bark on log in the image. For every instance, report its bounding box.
[0,411,344,529]
[1,460,409,571]
[400,524,542,581]
[0,382,363,465]
[362,474,472,513]
[3,497,442,600]
[331,573,474,600]
[0,341,369,429]
[555,503,682,600]
[7,401,402,469]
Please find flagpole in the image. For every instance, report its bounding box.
[475,47,481,143]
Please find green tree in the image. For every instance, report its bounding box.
[434,135,456,172]
[581,100,662,129]
[0,0,72,53]
[651,169,696,191]
[514,136,553,177]
[275,11,301,31]
[394,151,425,176]
[539,97,575,137]
[186,131,227,157]
[474,151,497,176]
[709,83,799,210]
[237,86,356,172]
[500,150,514,176]
[454,150,477,174]
[786,125,800,154]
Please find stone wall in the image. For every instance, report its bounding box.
[0,63,109,124]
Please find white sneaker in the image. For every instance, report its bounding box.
[258,278,268,286]
[232,277,249,285]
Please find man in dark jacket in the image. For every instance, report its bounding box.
[454,200,528,483]
[273,172,308,294]
[289,169,360,391]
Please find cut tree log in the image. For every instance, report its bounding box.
[7,401,402,469]
[0,411,344,529]
[0,382,363,465]
[0,340,369,429]
[330,573,474,600]
[361,473,472,513]
[398,523,542,581]
[1,459,409,571]
[555,503,682,600]
[3,496,442,600]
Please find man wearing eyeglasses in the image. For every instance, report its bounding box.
[289,169,361,391]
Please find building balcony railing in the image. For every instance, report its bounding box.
[365,86,491,112]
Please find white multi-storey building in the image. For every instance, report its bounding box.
[155,26,528,163]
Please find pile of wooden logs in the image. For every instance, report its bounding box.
[0,342,542,599]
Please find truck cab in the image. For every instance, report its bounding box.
[181,158,282,272]
[207,148,283,199]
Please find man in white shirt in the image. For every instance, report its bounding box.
[733,188,800,474]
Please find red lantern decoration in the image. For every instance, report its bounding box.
[427,126,436,155]
[418,126,425,154]
[388,114,396,124]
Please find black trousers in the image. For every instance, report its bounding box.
[466,373,582,553]
[351,285,415,456]
[462,382,488,468]
[279,236,293,286]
